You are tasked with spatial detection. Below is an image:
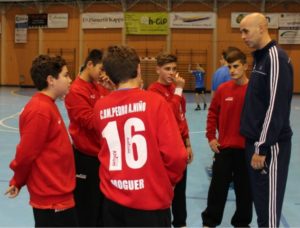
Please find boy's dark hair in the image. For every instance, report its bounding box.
[30,55,67,91]
[103,45,140,85]
[225,48,247,64]
[81,49,103,71]
[222,46,240,59]
[156,53,177,66]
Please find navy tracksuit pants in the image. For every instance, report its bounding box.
[245,139,291,227]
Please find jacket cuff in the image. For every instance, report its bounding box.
[255,144,270,156]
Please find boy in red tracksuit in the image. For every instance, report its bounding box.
[5,55,78,227]
[148,53,193,227]
[65,49,113,227]
[202,48,252,227]
[93,45,187,227]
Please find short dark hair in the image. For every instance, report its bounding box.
[225,48,247,64]
[156,53,177,66]
[81,49,103,71]
[222,46,240,59]
[30,55,66,91]
[103,45,140,85]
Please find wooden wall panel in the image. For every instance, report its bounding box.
[3,6,39,85]
[0,2,299,92]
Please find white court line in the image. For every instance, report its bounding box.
[0,112,20,131]
[10,89,23,97]
[0,129,18,133]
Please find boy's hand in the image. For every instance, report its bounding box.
[5,185,19,198]
[186,146,194,164]
[209,139,221,153]
[173,73,185,88]
[98,74,116,90]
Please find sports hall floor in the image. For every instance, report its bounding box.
[0,86,299,227]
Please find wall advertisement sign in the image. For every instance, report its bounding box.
[169,12,216,29]
[125,12,168,35]
[82,12,124,29]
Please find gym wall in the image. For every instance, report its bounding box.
[0,1,299,92]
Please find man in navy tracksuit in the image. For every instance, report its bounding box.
[240,13,293,227]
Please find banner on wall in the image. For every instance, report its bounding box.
[28,14,47,28]
[15,15,28,43]
[278,13,300,44]
[82,12,124,29]
[278,29,300,44]
[125,12,168,35]
[279,13,300,28]
[48,13,68,28]
[169,12,216,29]
[231,12,279,29]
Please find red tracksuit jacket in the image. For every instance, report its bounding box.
[9,93,75,208]
[93,88,187,210]
[148,82,189,141]
[206,80,248,149]
[65,76,110,157]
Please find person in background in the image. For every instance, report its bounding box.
[188,63,207,110]
[211,47,240,98]
[5,55,77,227]
[202,48,252,227]
[211,51,231,98]
[93,45,187,227]
[65,49,113,227]
[240,13,293,227]
[148,53,193,227]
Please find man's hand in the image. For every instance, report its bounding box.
[251,153,266,170]
[209,139,221,153]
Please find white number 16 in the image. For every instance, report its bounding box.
[102,117,147,171]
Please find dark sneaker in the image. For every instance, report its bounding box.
[203,103,207,110]
[195,106,201,111]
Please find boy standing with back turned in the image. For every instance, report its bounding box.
[93,45,187,227]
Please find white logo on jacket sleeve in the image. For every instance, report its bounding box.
[90,94,96,99]
[225,97,233,101]
[58,119,62,124]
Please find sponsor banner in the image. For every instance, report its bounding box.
[15,28,27,43]
[278,29,300,44]
[279,13,300,28]
[170,12,216,29]
[82,12,124,29]
[48,13,68,28]
[15,15,28,43]
[231,12,279,29]
[28,13,47,28]
[15,14,28,29]
[125,12,168,35]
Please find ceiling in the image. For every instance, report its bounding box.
[0,0,299,11]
